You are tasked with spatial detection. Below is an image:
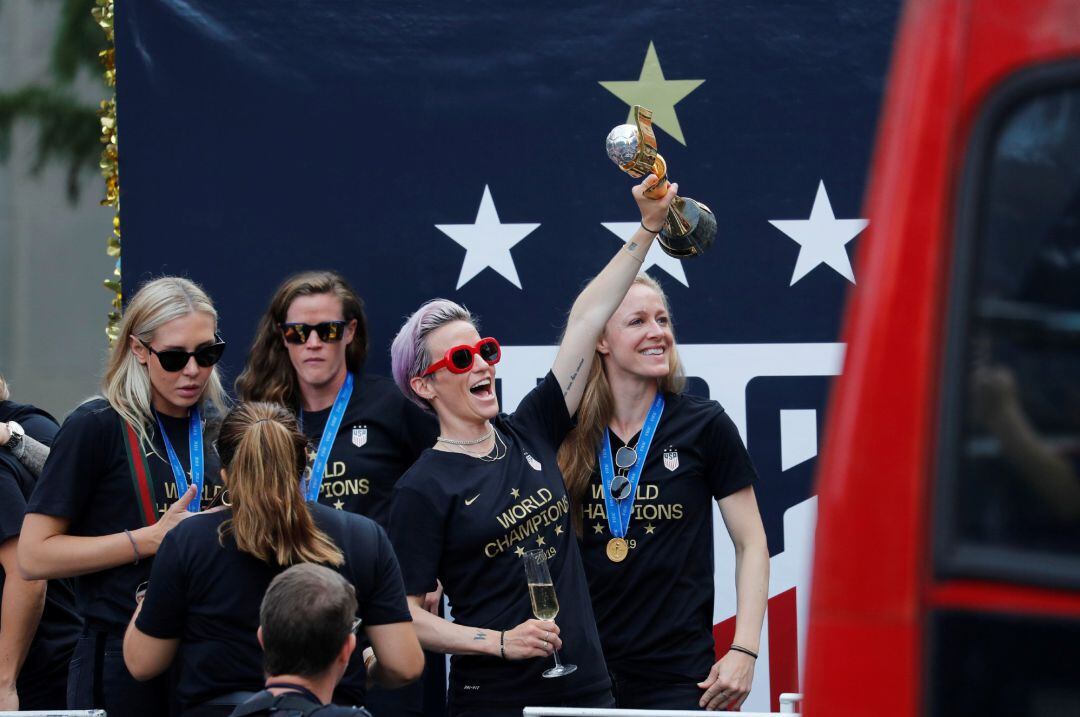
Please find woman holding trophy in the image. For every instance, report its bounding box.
[387,175,676,717]
[557,270,769,710]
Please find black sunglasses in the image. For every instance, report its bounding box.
[140,339,226,372]
[608,443,638,501]
[609,473,632,501]
[280,321,348,344]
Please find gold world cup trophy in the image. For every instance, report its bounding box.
[605,105,717,257]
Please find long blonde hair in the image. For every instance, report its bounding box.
[101,277,228,447]
[557,274,686,534]
[215,402,343,567]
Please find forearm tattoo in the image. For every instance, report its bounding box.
[17,435,49,477]
[473,631,487,641]
[563,357,586,396]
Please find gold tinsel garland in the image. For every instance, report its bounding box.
[93,0,121,344]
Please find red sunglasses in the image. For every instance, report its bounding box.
[423,337,501,376]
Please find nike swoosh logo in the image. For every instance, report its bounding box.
[465,494,480,506]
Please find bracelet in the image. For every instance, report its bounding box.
[729,643,758,659]
[640,220,663,234]
[123,529,141,565]
[499,630,506,660]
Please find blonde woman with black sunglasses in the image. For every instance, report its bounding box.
[19,276,228,717]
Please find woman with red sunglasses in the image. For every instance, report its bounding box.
[388,175,677,717]
[18,277,229,717]
[235,270,438,715]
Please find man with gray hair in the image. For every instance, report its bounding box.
[230,564,373,716]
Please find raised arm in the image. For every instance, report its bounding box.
[553,175,677,416]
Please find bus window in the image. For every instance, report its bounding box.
[937,67,1080,589]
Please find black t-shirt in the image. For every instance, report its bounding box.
[300,373,437,527]
[389,372,610,710]
[26,398,223,631]
[0,402,82,689]
[579,392,758,682]
[0,399,58,438]
[135,503,412,711]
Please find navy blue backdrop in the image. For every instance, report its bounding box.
[115,1,900,709]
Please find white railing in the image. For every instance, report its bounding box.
[779,693,804,713]
[0,712,105,716]
[523,701,804,717]
[523,695,804,717]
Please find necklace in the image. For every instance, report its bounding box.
[448,428,507,461]
[436,426,495,446]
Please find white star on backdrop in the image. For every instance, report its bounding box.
[601,222,689,287]
[768,180,868,286]
[435,185,541,290]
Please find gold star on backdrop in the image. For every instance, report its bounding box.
[644,523,656,535]
[599,42,705,146]
[333,500,344,510]
[510,488,521,499]
[536,536,546,546]
[514,546,526,558]
[554,525,564,536]
[593,523,604,534]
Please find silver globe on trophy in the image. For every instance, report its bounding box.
[606,105,717,258]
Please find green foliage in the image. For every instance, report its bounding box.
[0,0,104,201]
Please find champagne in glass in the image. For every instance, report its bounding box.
[528,581,559,621]
[523,549,577,678]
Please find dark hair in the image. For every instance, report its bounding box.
[216,402,343,567]
[235,270,369,407]
[260,564,358,677]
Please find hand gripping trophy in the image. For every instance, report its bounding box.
[606,105,717,257]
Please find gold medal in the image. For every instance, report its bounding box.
[606,537,629,562]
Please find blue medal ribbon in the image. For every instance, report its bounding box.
[155,405,204,513]
[301,372,354,502]
[598,392,665,538]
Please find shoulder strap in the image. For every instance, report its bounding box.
[230,691,329,717]
[274,692,329,716]
[120,417,157,526]
[229,692,276,716]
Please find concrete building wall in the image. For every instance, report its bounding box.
[0,1,115,420]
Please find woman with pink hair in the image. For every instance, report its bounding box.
[388,175,676,717]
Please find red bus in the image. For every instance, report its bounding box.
[805,0,1080,714]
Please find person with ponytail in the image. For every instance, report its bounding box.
[387,175,677,717]
[557,274,769,711]
[235,270,438,717]
[19,277,229,717]
[122,402,423,717]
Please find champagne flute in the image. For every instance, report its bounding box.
[523,548,577,678]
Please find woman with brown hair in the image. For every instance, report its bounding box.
[235,270,436,528]
[19,276,229,717]
[122,402,423,716]
[236,270,438,716]
[558,274,769,711]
